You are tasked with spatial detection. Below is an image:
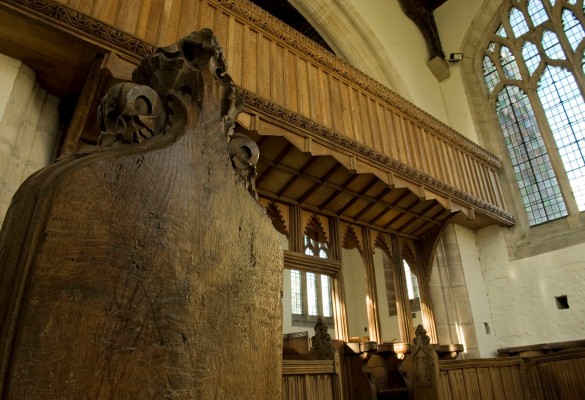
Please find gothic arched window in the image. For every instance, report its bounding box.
[483,0,585,225]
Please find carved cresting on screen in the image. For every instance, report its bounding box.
[0,29,281,398]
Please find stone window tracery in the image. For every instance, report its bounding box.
[483,0,585,225]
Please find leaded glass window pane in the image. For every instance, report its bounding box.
[528,0,548,26]
[538,66,585,210]
[291,269,303,315]
[542,30,566,59]
[483,55,500,92]
[306,272,318,316]
[497,24,508,37]
[510,7,530,36]
[562,8,585,51]
[522,41,541,74]
[497,86,568,224]
[501,46,522,79]
[321,275,333,318]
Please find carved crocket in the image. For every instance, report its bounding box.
[0,29,282,399]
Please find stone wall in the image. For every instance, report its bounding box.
[0,54,60,226]
[430,225,482,358]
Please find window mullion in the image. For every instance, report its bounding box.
[301,271,309,317]
[316,274,323,317]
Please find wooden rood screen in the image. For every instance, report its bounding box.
[47,0,513,227]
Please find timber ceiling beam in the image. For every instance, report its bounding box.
[398,0,446,60]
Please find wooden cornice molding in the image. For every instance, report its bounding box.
[3,0,154,60]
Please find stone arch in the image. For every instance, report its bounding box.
[288,0,411,98]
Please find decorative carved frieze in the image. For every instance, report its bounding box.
[7,0,155,57]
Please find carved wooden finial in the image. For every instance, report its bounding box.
[96,28,258,198]
[410,324,439,399]
[308,317,336,360]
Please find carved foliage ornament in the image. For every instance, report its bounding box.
[96,28,258,198]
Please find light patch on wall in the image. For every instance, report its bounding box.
[455,323,467,353]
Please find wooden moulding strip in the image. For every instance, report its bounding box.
[438,357,524,371]
[282,360,336,375]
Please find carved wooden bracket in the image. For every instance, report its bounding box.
[398,0,445,60]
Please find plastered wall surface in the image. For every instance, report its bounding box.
[0,54,59,226]
[477,225,585,348]
[348,0,448,123]
[433,0,484,142]
[373,249,401,342]
[342,248,369,339]
[453,225,499,357]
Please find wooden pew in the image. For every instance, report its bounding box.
[342,341,409,400]
[428,339,585,399]
[282,318,344,400]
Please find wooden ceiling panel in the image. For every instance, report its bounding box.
[301,185,335,206]
[344,174,376,195]
[247,134,456,239]
[325,167,353,187]
[280,149,311,170]
[321,192,353,213]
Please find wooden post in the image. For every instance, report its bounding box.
[361,226,381,343]
[0,30,283,399]
[392,235,415,342]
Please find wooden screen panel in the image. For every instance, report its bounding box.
[438,360,528,400]
[51,0,507,211]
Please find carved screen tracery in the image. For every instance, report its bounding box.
[304,214,330,258]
